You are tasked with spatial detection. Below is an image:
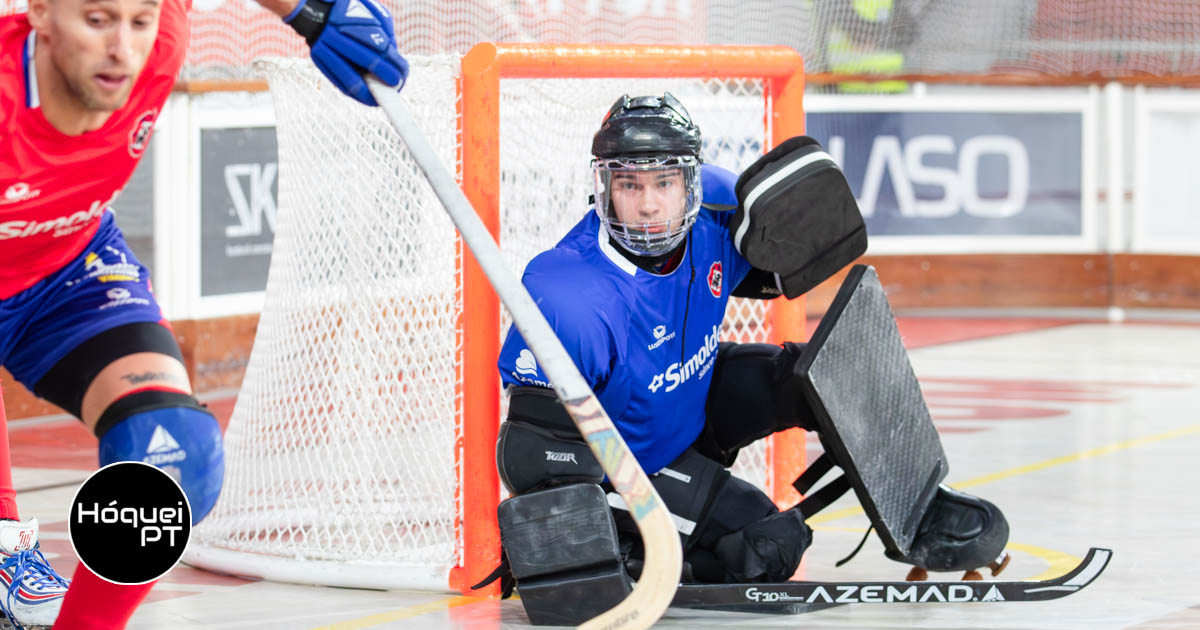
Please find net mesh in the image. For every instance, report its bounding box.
[187,56,464,589]
[3,0,1194,81]
[187,56,785,588]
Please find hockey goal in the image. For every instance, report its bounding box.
[185,43,808,594]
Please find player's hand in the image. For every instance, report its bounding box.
[283,0,409,106]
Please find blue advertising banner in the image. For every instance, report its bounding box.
[806,112,1083,237]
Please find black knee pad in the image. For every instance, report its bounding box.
[498,484,630,626]
[888,485,1010,572]
[714,506,812,583]
[699,341,815,465]
[689,472,810,583]
[496,421,602,495]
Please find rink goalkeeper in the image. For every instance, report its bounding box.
[481,92,1008,625]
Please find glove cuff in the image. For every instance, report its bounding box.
[285,0,334,46]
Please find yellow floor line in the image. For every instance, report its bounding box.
[798,532,1080,581]
[1005,542,1083,581]
[808,423,1200,526]
[311,595,487,630]
[953,423,1200,490]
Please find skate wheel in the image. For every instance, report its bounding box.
[905,567,928,581]
[989,551,1011,577]
[962,569,983,581]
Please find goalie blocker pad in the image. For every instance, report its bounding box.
[794,264,947,557]
[731,136,867,299]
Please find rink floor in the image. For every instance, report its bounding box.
[11,311,1200,629]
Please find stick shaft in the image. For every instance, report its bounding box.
[367,79,681,630]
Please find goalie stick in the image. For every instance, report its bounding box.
[366,79,682,630]
[671,547,1111,615]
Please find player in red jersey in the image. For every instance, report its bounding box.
[0,0,407,626]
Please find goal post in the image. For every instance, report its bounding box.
[456,42,808,594]
[185,43,809,595]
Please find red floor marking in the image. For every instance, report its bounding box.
[8,420,97,470]
[7,397,238,472]
[929,403,1068,421]
[920,376,1192,390]
[893,317,1078,349]
[921,388,1118,403]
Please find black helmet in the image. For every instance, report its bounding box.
[591,93,704,258]
[591,92,702,159]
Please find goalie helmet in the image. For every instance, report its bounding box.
[591,92,703,257]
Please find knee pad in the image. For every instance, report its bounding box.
[96,391,225,525]
[888,484,1009,572]
[713,506,812,583]
[699,473,812,584]
[499,386,604,495]
[498,484,630,626]
[700,342,815,464]
[497,421,603,495]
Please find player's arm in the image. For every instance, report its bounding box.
[258,0,409,106]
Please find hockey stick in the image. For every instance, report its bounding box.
[367,80,682,630]
[672,547,1111,615]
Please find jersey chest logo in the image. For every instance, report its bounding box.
[129,109,157,158]
[0,182,41,206]
[707,261,723,298]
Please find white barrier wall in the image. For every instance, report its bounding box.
[113,85,1199,320]
[1133,88,1200,254]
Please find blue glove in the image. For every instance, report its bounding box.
[284,0,409,106]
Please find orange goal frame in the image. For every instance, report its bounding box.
[450,42,809,595]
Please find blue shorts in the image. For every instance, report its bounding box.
[0,212,166,391]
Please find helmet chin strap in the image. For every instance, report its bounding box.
[608,233,687,274]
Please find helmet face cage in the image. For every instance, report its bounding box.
[593,155,702,257]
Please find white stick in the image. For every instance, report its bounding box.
[367,79,681,630]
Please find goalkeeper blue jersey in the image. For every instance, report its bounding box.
[497,184,753,474]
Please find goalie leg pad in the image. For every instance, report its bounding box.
[699,341,817,466]
[888,484,1010,572]
[498,484,630,626]
[97,392,225,524]
[794,265,947,557]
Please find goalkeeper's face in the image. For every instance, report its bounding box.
[593,156,701,257]
[610,169,687,228]
[30,0,162,112]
